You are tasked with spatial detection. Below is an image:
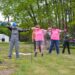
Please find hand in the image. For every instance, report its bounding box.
[31,27,35,30]
[64,29,67,32]
[48,27,52,30]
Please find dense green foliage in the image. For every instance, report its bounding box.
[0,0,75,40]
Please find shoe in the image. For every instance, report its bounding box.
[34,52,37,57]
[68,53,71,54]
[41,53,43,56]
[8,56,12,59]
[0,61,2,64]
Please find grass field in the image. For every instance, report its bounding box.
[0,42,75,75]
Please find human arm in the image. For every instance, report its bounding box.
[32,31,35,42]
[59,29,67,33]
[48,27,52,32]
[18,27,30,32]
[6,26,12,31]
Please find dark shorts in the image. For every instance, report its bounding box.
[35,41,44,46]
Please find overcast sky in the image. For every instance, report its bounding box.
[0,12,4,21]
[0,12,13,22]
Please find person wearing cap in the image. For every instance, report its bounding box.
[7,22,29,59]
[48,26,65,54]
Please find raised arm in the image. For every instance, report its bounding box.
[6,26,12,31]
[18,27,30,32]
[22,29,31,32]
[59,29,67,33]
[48,27,52,32]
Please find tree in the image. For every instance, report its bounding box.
[0,0,75,40]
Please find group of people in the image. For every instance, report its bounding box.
[5,22,71,59]
[32,24,71,57]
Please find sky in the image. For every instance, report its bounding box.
[0,12,12,22]
[0,12,4,21]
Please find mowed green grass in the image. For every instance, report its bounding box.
[0,43,75,75]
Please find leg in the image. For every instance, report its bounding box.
[62,42,66,54]
[49,40,54,54]
[34,41,39,57]
[39,46,41,52]
[67,42,71,54]
[46,40,50,50]
[55,40,59,54]
[39,42,41,52]
[15,40,19,58]
[39,41,44,56]
[8,40,14,58]
[33,40,36,52]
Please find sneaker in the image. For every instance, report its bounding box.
[8,56,12,59]
[0,61,2,64]
[41,53,43,56]
[34,52,37,57]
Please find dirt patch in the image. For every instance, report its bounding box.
[0,69,14,75]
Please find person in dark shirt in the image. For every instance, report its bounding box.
[62,33,71,54]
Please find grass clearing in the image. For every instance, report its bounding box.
[0,43,75,75]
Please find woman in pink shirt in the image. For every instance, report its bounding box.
[32,25,46,57]
[48,26,65,54]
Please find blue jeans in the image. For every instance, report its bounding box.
[49,40,59,54]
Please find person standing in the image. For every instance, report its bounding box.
[32,25,46,57]
[48,26,65,54]
[7,22,29,59]
[62,33,71,54]
[44,30,51,50]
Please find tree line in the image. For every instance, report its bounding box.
[0,0,75,41]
